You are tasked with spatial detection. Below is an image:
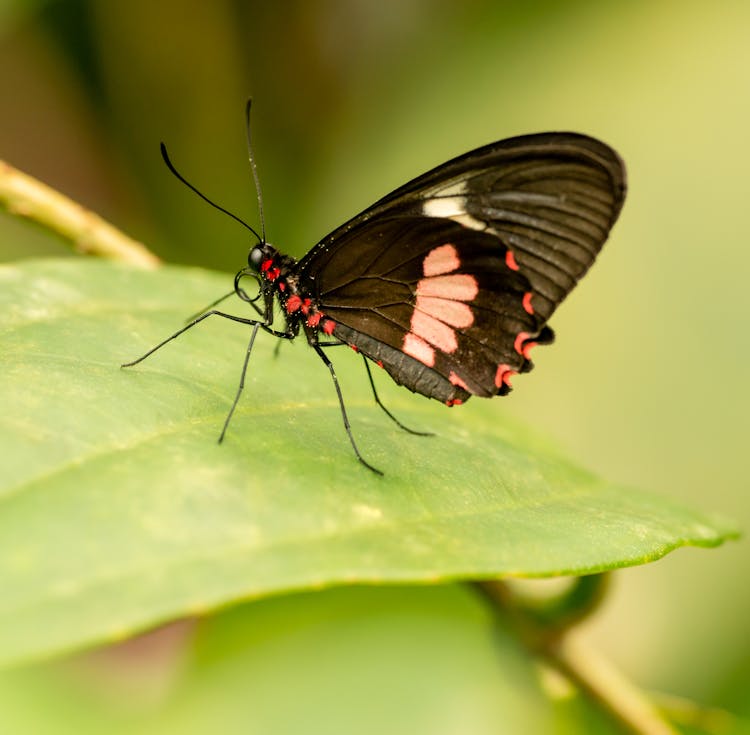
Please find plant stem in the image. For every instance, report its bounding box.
[476,579,679,735]
[0,159,160,268]
[551,634,679,735]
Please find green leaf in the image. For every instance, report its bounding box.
[0,259,736,668]
[0,587,556,735]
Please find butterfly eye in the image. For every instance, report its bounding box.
[248,246,264,271]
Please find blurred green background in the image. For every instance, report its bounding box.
[1,0,748,732]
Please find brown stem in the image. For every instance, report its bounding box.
[550,634,680,735]
[0,159,160,268]
[475,579,679,735]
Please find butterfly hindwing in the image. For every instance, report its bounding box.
[307,216,544,402]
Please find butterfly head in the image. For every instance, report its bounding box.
[247,242,283,276]
[247,243,267,271]
[246,242,300,290]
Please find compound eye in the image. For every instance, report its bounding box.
[248,246,264,271]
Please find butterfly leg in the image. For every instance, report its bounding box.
[121,310,269,367]
[183,289,236,324]
[361,357,434,437]
[218,323,260,443]
[218,325,297,441]
[312,344,383,476]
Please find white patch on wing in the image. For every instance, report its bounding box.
[423,196,467,218]
[451,213,486,231]
[422,191,486,232]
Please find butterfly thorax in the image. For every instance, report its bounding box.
[251,244,335,337]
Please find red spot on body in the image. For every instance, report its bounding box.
[505,250,519,271]
[261,259,273,273]
[286,294,302,313]
[423,243,460,277]
[322,319,336,335]
[301,298,312,315]
[306,312,321,327]
[522,292,534,314]
[268,267,281,281]
[495,364,517,388]
[278,282,286,292]
[449,371,470,391]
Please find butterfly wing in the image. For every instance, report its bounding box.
[299,132,626,403]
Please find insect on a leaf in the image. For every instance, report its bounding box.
[122,102,626,475]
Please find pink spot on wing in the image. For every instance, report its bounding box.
[403,333,435,367]
[423,243,460,277]
[522,341,537,359]
[415,296,473,328]
[445,398,463,407]
[505,250,519,271]
[495,364,517,388]
[514,331,531,355]
[449,371,470,391]
[416,274,478,301]
[322,319,336,335]
[522,292,534,314]
[410,310,457,352]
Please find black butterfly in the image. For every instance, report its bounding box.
[124,113,626,475]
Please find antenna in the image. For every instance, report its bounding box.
[159,143,263,244]
[245,98,266,243]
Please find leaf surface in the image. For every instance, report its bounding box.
[0,259,735,666]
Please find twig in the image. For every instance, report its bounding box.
[551,634,680,735]
[0,159,160,268]
[475,579,679,735]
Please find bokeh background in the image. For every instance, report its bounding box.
[1,0,748,732]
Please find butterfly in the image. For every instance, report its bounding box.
[123,111,626,475]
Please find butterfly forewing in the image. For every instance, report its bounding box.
[303,132,625,324]
[299,132,625,404]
